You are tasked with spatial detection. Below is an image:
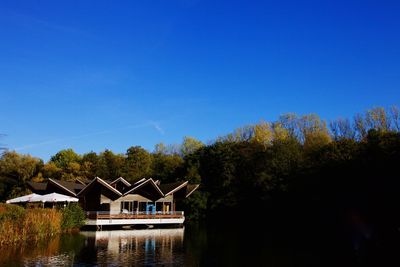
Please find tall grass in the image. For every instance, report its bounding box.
[0,204,63,245]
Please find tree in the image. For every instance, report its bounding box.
[154,143,168,155]
[180,136,204,157]
[365,107,390,132]
[278,113,299,139]
[329,118,355,140]
[50,149,81,169]
[0,151,42,200]
[41,162,62,179]
[295,114,331,150]
[390,106,400,131]
[123,146,152,182]
[354,113,367,140]
[96,150,125,180]
[272,122,290,142]
[0,151,42,183]
[251,121,273,147]
[152,153,183,183]
[81,152,99,179]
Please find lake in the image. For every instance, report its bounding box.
[0,221,398,266]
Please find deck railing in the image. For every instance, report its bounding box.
[86,211,184,220]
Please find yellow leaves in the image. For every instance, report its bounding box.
[252,121,273,146]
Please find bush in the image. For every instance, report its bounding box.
[61,203,86,230]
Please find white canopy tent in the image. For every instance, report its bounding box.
[6,193,43,204]
[6,192,78,204]
[39,193,79,203]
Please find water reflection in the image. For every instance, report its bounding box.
[0,233,85,267]
[79,228,185,266]
[0,228,186,267]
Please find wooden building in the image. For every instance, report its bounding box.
[28,177,199,228]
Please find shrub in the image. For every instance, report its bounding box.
[61,203,86,230]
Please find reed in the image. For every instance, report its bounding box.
[0,204,63,245]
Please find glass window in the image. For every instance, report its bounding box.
[156,202,163,211]
[139,202,147,211]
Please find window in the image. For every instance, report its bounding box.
[139,202,147,211]
[156,202,163,212]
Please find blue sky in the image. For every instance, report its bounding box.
[1,0,400,161]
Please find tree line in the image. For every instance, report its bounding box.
[1,106,400,227]
[0,136,204,201]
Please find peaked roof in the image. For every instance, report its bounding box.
[185,184,200,198]
[77,176,122,197]
[75,178,90,185]
[27,181,47,191]
[27,177,199,202]
[48,178,86,196]
[124,178,164,196]
[133,178,146,186]
[110,177,131,187]
[158,181,188,196]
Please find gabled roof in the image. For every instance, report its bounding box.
[133,178,146,186]
[28,177,199,202]
[75,178,90,185]
[185,184,200,198]
[48,178,85,196]
[78,177,122,197]
[159,181,189,196]
[27,181,47,192]
[110,177,131,187]
[124,178,164,198]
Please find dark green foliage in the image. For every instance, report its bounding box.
[61,203,86,230]
[123,146,152,182]
[95,150,125,179]
[0,152,43,201]
[152,152,183,183]
[182,190,208,221]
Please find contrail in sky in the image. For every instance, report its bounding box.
[148,121,165,135]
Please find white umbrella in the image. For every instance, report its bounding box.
[39,193,78,203]
[6,193,43,204]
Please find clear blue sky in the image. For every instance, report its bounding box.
[1,0,399,161]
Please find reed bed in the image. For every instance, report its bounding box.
[0,204,62,245]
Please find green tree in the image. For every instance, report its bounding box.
[80,152,99,180]
[180,136,204,157]
[96,150,124,180]
[41,162,62,179]
[0,151,42,200]
[50,149,81,169]
[123,146,152,182]
[152,152,183,183]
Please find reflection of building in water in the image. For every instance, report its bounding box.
[81,229,185,265]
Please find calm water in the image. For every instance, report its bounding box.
[0,222,398,266]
